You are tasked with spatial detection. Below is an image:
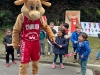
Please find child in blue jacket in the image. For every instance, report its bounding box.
[75,32,91,75]
[71,25,82,63]
[52,28,68,69]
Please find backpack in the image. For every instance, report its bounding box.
[40,30,46,39]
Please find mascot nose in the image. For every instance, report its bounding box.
[29,11,40,20]
[31,13,39,17]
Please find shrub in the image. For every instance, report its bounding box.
[0,10,14,30]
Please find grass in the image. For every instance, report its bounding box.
[0,30,5,44]
[0,31,100,64]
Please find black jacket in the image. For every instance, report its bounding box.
[3,35,13,49]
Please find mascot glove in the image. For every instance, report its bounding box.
[49,36,56,43]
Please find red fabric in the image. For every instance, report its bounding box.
[19,15,42,64]
[65,29,69,35]
[20,15,41,41]
[20,40,40,64]
[71,18,79,32]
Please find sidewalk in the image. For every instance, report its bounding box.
[0,55,100,71]
[0,59,94,75]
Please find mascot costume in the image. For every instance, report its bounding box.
[12,0,55,75]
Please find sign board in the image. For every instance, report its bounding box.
[54,22,100,37]
[81,22,100,37]
[65,11,80,32]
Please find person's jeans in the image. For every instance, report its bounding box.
[65,41,69,54]
[53,54,63,63]
[17,48,20,54]
[40,43,45,53]
[80,60,87,75]
[48,42,53,52]
[96,50,100,58]
[48,42,51,52]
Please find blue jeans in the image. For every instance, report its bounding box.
[48,42,53,52]
[80,60,87,75]
[17,48,20,54]
[65,41,69,54]
[96,50,100,58]
[40,42,45,53]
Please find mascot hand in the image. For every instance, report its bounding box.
[49,36,56,43]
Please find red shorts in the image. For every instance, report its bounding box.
[20,40,40,64]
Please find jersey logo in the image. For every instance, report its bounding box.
[26,24,39,30]
[29,36,35,40]
[25,32,39,40]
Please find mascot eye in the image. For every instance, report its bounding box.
[36,5,39,10]
[30,5,34,10]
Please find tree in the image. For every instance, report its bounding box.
[0,0,100,26]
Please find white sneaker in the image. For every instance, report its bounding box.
[52,53,54,55]
[77,71,81,74]
[48,52,50,55]
[95,58,99,60]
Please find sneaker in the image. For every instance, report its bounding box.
[13,60,17,64]
[52,53,54,55]
[95,58,99,60]
[48,52,50,55]
[42,53,45,55]
[73,59,77,63]
[52,63,56,69]
[17,54,20,57]
[60,64,64,69]
[77,71,81,74]
[6,63,10,67]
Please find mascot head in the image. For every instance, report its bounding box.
[14,0,51,20]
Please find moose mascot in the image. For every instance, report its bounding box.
[12,0,55,75]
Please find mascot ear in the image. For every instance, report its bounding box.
[14,0,26,5]
[41,0,51,7]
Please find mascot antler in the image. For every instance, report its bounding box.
[14,0,27,5]
[14,0,51,7]
[41,0,51,7]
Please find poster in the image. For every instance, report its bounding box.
[54,22,100,37]
[65,11,80,32]
[81,22,100,37]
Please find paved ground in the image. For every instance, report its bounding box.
[0,59,93,75]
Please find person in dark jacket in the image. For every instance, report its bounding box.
[46,22,57,55]
[52,28,68,69]
[71,25,82,63]
[74,32,91,75]
[3,29,17,67]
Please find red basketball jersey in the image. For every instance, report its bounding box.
[20,15,42,41]
[71,18,78,32]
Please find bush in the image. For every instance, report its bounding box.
[0,10,14,30]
